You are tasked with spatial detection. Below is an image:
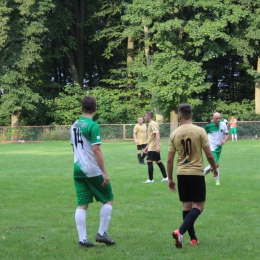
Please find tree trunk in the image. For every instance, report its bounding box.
[68,49,80,84]
[255,56,260,114]
[143,21,163,121]
[75,0,85,87]
[11,113,20,141]
[127,36,134,83]
[66,0,85,87]
[170,110,179,134]
[143,25,151,67]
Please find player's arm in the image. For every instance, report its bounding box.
[221,126,230,145]
[133,132,138,144]
[167,151,176,192]
[203,146,218,177]
[92,144,109,187]
[155,132,160,153]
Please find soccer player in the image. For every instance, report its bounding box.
[70,96,115,247]
[133,117,147,164]
[230,115,237,141]
[220,116,228,126]
[167,104,217,248]
[204,112,229,185]
[142,111,168,183]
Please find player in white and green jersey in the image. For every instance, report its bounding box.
[204,112,229,185]
[70,96,115,247]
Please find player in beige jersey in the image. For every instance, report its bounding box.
[133,117,147,164]
[142,111,168,183]
[167,104,217,248]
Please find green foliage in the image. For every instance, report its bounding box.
[192,99,260,122]
[89,87,151,124]
[1,0,260,125]
[46,85,86,125]
[0,0,54,122]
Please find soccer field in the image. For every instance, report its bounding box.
[0,140,259,260]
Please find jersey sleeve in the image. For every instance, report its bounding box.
[90,123,102,144]
[168,134,176,153]
[151,122,159,133]
[224,124,229,134]
[133,125,137,133]
[201,128,210,148]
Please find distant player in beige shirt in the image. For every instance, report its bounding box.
[142,111,168,183]
[133,117,147,164]
[167,103,217,248]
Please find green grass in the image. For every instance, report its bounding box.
[0,140,259,260]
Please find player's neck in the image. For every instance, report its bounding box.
[82,113,94,119]
[180,119,192,125]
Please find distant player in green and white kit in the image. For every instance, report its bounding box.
[70,96,115,247]
[204,112,229,185]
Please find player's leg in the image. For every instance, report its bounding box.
[137,145,142,164]
[154,152,167,181]
[143,152,154,183]
[204,150,218,176]
[74,178,95,247]
[183,208,198,245]
[141,144,147,164]
[234,128,237,141]
[214,149,221,185]
[231,128,235,141]
[204,164,211,175]
[180,176,205,242]
[172,175,188,248]
[86,175,115,245]
[173,176,205,248]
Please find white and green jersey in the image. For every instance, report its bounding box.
[204,122,229,152]
[70,117,102,178]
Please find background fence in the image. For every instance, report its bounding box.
[0,122,260,143]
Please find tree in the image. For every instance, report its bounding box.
[0,0,54,125]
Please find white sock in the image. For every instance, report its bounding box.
[235,134,237,141]
[215,168,220,182]
[204,165,211,175]
[75,209,87,242]
[232,134,234,141]
[98,204,112,236]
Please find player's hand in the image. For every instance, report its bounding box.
[102,173,110,187]
[221,140,226,145]
[144,146,148,153]
[212,169,218,178]
[135,140,138,145]
[156,145,160,153]
[168,179,176,192]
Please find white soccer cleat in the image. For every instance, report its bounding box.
[204,165,211,175]
[142,179,154,183]
[161,177,168,182]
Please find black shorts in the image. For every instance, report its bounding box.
[137,144,147,150]
[177,175,206,202]
[146,151,161,161]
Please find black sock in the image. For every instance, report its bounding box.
[156,162,167,178]
[147,162,153,180]
[137,154,141,163]
[183,210,197,240]
[179,208,201,235]
[141,153,147,160]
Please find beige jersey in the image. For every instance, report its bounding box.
[147,120,160,151]
[168,124,209,176]
[133,123,147,145]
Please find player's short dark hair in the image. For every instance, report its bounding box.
[178,103,192,120]
[82,96,96,113]
[146,111,153,118]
